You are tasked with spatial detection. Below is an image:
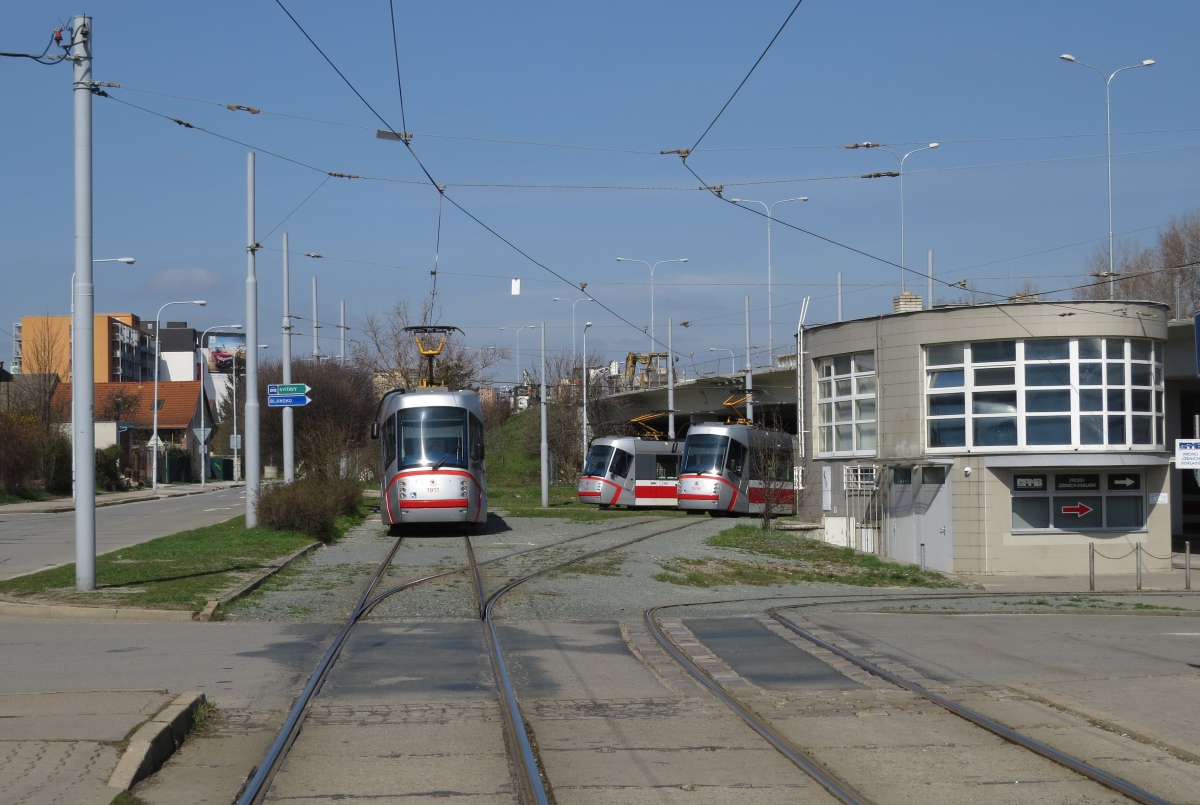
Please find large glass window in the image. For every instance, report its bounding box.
[681,434,729,474]
[926,338,1164,452]
[583,445,613,477]
[1010,471,1146,532]
[398,406,468,469]
[816,351,876,456]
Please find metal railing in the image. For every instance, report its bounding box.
[1088,541,1192,591]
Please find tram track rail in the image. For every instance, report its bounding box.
[236,516,701,805]
[641,591,1182,805]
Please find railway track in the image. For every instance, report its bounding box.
[642,593,1180,805]
[236,516,703,805]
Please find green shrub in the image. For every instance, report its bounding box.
[95,445,126,492]
[255,478,362,542]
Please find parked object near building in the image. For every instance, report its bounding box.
[578,436,681,508]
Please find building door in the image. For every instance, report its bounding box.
[914,465,953,571]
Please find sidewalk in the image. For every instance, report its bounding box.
[0,481,244,514]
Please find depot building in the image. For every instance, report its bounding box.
[616,298,1196,575]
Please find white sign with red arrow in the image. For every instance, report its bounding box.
[1061,502,1093,517]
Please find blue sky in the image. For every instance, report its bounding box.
[4,1,1198,381]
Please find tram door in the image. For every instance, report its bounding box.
[914,465,953,571]
[609,448,635,503]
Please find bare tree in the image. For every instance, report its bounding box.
[98,385,144,422]
[1073,210,1200,317]
[12,317,70,492]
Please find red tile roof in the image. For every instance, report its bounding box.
[52,382,206,429]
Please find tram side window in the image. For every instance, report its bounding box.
[609,449,633,478]
[635,453,656,481]
[725,440,747,477]
[469,414,485,462]
[383,414,397,469]
[656,454,679,480]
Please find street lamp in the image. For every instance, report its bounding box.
[500,325,536,386]
[729,198,808,360]
[1060,54,1156,300]
[552,296,594,367]
[582,322,592,463]
[151,299,206,492]
[709,347,737,375]
[198,324,242,489]
[849,142,939,292]
[71,258,135,315]
[616,257,687,352]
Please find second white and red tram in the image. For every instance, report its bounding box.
[578,436,681,508]
[677,423,795,515]
[376,387,488,530]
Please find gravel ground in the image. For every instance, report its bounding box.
[225,512,1096,624]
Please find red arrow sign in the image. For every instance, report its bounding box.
[1061,502,1093,517]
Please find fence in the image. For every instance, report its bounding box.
[1088,541,1192,592]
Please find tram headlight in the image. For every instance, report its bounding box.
[712,483,720,494]
[459,479,469,495]
[397,480,406,494]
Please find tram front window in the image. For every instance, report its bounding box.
[398,407,468,470]
[583,445,614,477]
[681,434,729,474]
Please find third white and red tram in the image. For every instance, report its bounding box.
[578,436,681,508]
[676,423,795,515]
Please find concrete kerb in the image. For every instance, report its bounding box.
[195,540,323,621]
[0,599,196,620]
[107,691,207,791]
[0,482,246,515]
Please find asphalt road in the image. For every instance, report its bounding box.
[0,488,247,580]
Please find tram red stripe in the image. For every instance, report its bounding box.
[578,490,602,497]
[399,498,470,509]
[635,485,677,499]
[678,494,719,501]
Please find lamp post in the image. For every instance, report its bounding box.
[709,347,737,375]
[582,322,592,462]
[849,142,939,292]
[552,296,594,367]
[1060,54,1156,300]
[616,257,687,352]
[500,325,536,386]
[71,258,135,315]
[198,324,241,489]
[729,198,807,361]
[151,300,206,491]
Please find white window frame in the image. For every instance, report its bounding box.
[816,351,877,458]
[924,337,1163,453]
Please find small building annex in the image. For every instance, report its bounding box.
[613,299,1187,576]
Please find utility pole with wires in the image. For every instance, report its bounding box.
[312,276,320,360]
[282,232,295,482]
[339,299,346,365]
[245,153,261,527]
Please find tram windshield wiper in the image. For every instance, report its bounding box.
[430,454,452,471]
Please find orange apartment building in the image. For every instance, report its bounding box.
[13,313,153,383]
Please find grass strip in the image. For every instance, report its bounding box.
[489,484,687,521]
[653,524,963,588]
[0,515,343,612]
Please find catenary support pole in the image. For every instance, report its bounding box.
[245,153,260,527]
[582,323,590,462]
[667,317,675,440]
[72,15,96,592]
[837,273,842,322]
[312,276,319,360]
[927,250,934,310]
[282,233,294,483]
[339,300,346,365]
[745,296,753,423]
[540,323,549,508]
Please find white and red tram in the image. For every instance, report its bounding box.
[578,436,680,508]
[676,423,795,515]
[375,388,488,530]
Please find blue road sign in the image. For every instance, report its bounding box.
[268,394,311,407]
